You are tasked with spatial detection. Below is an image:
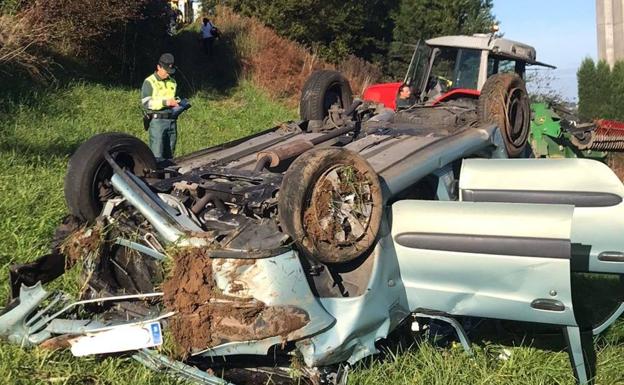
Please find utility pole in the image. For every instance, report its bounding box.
[597,0,624,67]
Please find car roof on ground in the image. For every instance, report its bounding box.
[425,34,555,68]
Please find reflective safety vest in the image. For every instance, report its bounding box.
[144,74,176,111]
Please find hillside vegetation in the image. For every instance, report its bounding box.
[222,0,496,78]
[205,6,382,101]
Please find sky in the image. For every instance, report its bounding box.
[492,0,597,101]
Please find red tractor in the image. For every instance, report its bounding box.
[363,34,553,111]
[355,34,557,157]
[361,33,624,159]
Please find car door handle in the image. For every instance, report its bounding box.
[598,252,624,262]
[531,299,565,312]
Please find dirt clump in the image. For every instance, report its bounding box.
[162,247,216,313]
[162,248,309,357]
[59,219,105,268]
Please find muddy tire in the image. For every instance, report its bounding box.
[300,70,353,121]
[279,148,382,264]
[478,73,530,157]
[64,132,156,221]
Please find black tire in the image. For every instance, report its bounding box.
[300,70,353,121]
[279,148,383,264]
[64,133,157,221]
[478,73,530,158]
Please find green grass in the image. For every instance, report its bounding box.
[349,323,624,385]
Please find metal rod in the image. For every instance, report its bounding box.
[310,124,356,145]
[115,238,167,261]
[133,349,236,385]
[111,173,186,243]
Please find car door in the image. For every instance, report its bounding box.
[391,199,577,326]
[459,158,624,275]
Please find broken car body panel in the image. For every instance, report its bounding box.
[197,251,336,357]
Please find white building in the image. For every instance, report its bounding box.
[171,0,203,23]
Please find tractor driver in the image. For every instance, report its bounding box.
[396,84,415,110]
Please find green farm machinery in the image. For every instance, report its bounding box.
[530,102,624,161]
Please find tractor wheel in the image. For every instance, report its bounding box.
[300,70,353,121]
[478,73,530,157]
[278,148,383,264]
[64,132,157,222]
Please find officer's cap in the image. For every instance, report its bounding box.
[158,53,176,74]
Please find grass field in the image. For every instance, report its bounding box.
[1,39,624,385]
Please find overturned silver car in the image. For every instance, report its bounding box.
[1,70,623,385]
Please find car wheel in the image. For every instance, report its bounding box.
[300,70,353,121]
[64,132,157,221]
[478,73,530,158]
[278,148,383,264]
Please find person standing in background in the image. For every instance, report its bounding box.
[200,17,216,57]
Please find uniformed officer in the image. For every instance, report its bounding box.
[141,53,179,161]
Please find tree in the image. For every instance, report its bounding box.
[222,0,496,77]
[595,60,613,118]
[525,69,567,104]
[392,0,495,44]
[577,58,597,120]
[610,61,624,121]
[578,59,624,121]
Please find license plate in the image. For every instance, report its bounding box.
[70,321,163,357]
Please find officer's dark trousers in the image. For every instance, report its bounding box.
[148,118,177,160]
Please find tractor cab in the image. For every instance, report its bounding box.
[364,34,555,110]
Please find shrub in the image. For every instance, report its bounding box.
[40,0,171,82]
[0,0,170,83]
[0,5,54,80]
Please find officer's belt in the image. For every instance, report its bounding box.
[150,112,174,119]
